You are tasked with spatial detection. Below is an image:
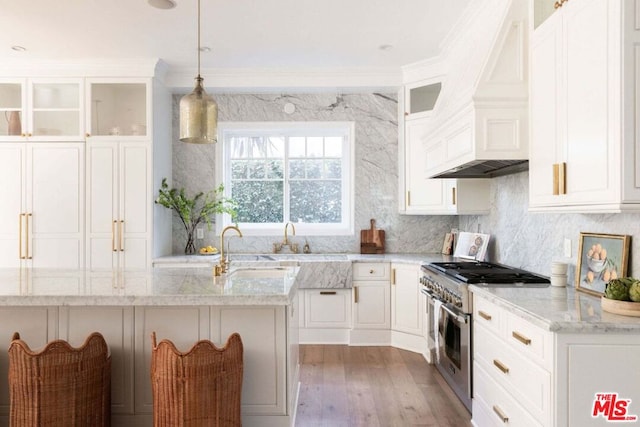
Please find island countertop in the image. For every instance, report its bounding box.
[0,266,299,307]
[469,285,640,333]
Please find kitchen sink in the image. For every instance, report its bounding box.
[227,266,296,279]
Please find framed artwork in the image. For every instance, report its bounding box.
[575,232,631,296]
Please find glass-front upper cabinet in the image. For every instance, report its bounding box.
[0,78,83,141]
[533,0,558,30]
[0,81,23,139]
[86,79,149,139]
[404,80,442,120]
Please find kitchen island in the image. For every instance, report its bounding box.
[0,266,300,427]
[470,285,640,427]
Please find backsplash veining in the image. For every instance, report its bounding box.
[460,171,640,283]
[171,92,456,254]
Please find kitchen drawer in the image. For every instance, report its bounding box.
[473,362,545,427]
[352,262,390,281]
[505,311,552,370]
[303,289,352,329]
[474,324,551,423]
[473,295,503,336]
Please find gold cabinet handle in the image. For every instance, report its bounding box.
[320,291,336,295]
[478,310,492,321]
[512,331,532,345]
[493,405,509,423]
[354,286,359,303]
[119,220,124,252]
[407,190,411,207]
[18,214,25,259]
[391,268,396,285]
[452,187,457,205]
[25,213,32,259]
[85,132,91,138]
[369,269,375,274]
[112,220,118,252]
[558,162,566,195]
[552,163,559,195]
[493,359,510,374]
[554,1,561,8]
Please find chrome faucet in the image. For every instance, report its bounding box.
[273,222,299,253]
[215,225,243,276]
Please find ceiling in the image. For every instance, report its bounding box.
[1,0,471,75]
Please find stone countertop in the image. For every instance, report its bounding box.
[154,252,451,265]
[0,266,298,307]
[469,285,640,333]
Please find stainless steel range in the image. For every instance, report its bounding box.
[420,261,550,413]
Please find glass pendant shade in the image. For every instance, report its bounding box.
[179,76,218,144]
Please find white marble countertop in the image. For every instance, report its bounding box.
[0,266,298,307]
[469,285,640,333]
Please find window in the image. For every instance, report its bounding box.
[216,122,354,235]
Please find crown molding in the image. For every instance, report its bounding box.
[0,58,161,78]
[401,56,445,84]
[165,66,403,93]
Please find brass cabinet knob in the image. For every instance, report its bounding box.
[86,133,91,138]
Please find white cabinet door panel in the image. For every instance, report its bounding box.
[0,145,25,268]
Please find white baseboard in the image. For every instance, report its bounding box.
[349,328,391,345]
[299,328,350,344]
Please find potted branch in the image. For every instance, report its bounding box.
[155,178,237,254]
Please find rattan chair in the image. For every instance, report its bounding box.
[8,332,111,427]
[150,332,244,427]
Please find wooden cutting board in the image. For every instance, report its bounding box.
[360,218,385,254]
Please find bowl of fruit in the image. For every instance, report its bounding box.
[586,244,607,273]
[601,277,640,317]
[199,245,218,256]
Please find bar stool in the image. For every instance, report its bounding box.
[150,332,243,427]
[8,332,111,426]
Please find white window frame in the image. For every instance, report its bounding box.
[216,121,355,236]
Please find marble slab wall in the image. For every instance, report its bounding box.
[170,93,456,255]
[459,171,640,283]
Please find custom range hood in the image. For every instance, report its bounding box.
[422,0,529,179]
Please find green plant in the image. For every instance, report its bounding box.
[155,178,237,254]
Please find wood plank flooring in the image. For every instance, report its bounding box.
[295,345,472,427]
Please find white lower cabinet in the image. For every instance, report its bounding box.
[473,294,552,426]
[352,281,390,329]
[391,263,423,336]
[302,289,352,329]
[472,292,640,427]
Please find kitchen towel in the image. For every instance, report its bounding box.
[433,299,443,364]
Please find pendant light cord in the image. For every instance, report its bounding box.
[197,0,201,79]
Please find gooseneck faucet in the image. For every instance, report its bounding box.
[215,225,243,276]
[273,222,299,253]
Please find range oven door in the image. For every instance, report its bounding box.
[422,288,472,412]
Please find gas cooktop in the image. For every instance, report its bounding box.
[426,261,550,286]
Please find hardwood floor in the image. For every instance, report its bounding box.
[295,345,472,427]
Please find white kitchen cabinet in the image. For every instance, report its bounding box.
[0,78,83,141]
[0,143,84,268]
[390,263,425,356]
[400,87,490,215]
[529,0,640,212]
[303,289,352,329]
[86,142,151,271]
[403,80,442,121]
[352,262,391,336]
[59,306,135,415]
[85,79,149,139]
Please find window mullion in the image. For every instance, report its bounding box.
[283,135,290,223]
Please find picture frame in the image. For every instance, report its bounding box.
[575,232,631,297]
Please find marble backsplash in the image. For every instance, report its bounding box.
[459,171,640,283]
[170,92,456,255]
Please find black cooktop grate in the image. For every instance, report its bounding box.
[426,261,550,285]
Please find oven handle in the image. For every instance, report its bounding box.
[420,287,469,325]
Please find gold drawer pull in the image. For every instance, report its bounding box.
[354,286,359,303]
[493,405,509,423]
[320,291,337,295]
[478,310,492,321]
[512,331,532,345]
[369,269,375,274]
[493,359,509,374]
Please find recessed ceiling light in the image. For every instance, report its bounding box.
[148,0,176,9]
[11,46,26,52]
[378,44,393,51]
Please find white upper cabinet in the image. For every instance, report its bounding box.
[404,80,442,120]
[85,79,149,139]
[529,0,640,212]
[0,78,84,141]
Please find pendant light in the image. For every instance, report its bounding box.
[179,0,218,144]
